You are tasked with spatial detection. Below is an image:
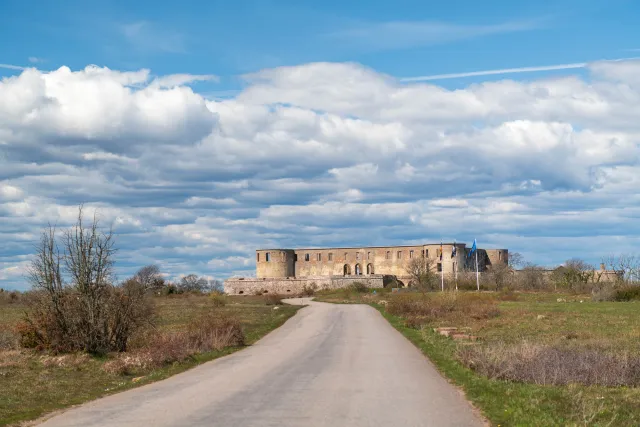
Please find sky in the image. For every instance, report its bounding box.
[2,0,640,289]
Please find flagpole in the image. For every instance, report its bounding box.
[441,261,444,292]
[475,249,480,292]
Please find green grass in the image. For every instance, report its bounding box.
[317,289,640,426]
[0,294,300,426]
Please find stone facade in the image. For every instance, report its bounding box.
[224,275,384,296]
[255,243,507,280]
[224,242,509,295]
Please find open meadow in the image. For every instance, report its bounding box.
[316,287,640,426]
[0,293,300,426]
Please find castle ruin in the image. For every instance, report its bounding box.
[224,242,508,295]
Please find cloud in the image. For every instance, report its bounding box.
[326,19,543,51]
[120,21,187,54]
[28,57,45,64]
[152,74,219,88]
[0,63,26,71]
[3,60,640,289]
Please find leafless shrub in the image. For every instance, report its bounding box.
[458,342,640,387]
[349,282,369,293]
[20,206,154,354]
[210,293,227,307]
[0,289,21,305]
[405,257,438,292]
[301,283,317,297]
[386,292,499,325]
[186,312,245,351]
[264,294,283,305]
[103,312,245,375]
[0,327,19,350]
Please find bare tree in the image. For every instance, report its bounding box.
[405,257,438,292]
[134,264,165,291]
[551,259,597,292]
[179,274,208,293]
[602,254,640,283]
[508,252,524,269]
[486,262,512,291]
[22,206,152,354]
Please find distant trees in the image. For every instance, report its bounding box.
[133,264,165,291]
[179,274,208,293]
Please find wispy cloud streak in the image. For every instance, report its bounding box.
[401,62,587,82]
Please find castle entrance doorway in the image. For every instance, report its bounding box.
[343,264,351,275]
[355,264,362,275]
[366,264,373,274]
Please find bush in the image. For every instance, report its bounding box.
[103,312,245,375]
[0,326,19,350]
[0,290,20,305]
[210,293,227,307]
[264,294,283,305]
[301,283,317,297]
[349,282,369,293]
[458,342,640,387]
[386,292,499,326]
[612,285,640,301]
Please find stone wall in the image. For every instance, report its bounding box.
[254,243,494,279]
[224,275,384,296]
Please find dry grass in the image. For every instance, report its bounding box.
[386,292,500,328]
[0,293,300,426]
[458,341,640,387]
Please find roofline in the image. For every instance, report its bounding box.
[256,243,482,251]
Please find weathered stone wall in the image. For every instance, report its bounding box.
[256,249,295,278]
[224,275,384,296]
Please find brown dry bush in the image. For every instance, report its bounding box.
[301,283,317,297]
[0,325,19,350]
[210,293,227,307]
[458,342,640,387]
[386,292,500,327]
[103,312,245,375]
[263,294,283,305]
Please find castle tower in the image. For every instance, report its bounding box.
[256,249,295,278]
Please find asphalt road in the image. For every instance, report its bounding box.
[38,299,484,427]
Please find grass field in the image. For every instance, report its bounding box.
[316,288,640,426]
[0,294,300,426]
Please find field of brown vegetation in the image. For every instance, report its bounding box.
[315,285,640,426]
[0,293,299,426]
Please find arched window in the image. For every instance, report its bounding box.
[355,264,362,275]
[366,264,373,274]
[343,264,351,275]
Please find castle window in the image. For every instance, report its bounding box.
[409,250,414,259]
[425,249,429,258]
[437,263,442,272]
[436,248,442,257]
[305,253,310,262]
[421,249,424,258]
[328,253,333,261]
[344,252,348,260]
[499,252,502,261]
[317,253,322,261]
[266,252,271,262]
[356,252,361,260]
[367,252,371,260]
[386,251,390,260]
[257,253,260,262]
[294,254,298,261]
[397,251,402,259]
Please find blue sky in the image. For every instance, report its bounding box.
[2,0,640,289]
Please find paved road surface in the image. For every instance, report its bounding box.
[38,299,484,427]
